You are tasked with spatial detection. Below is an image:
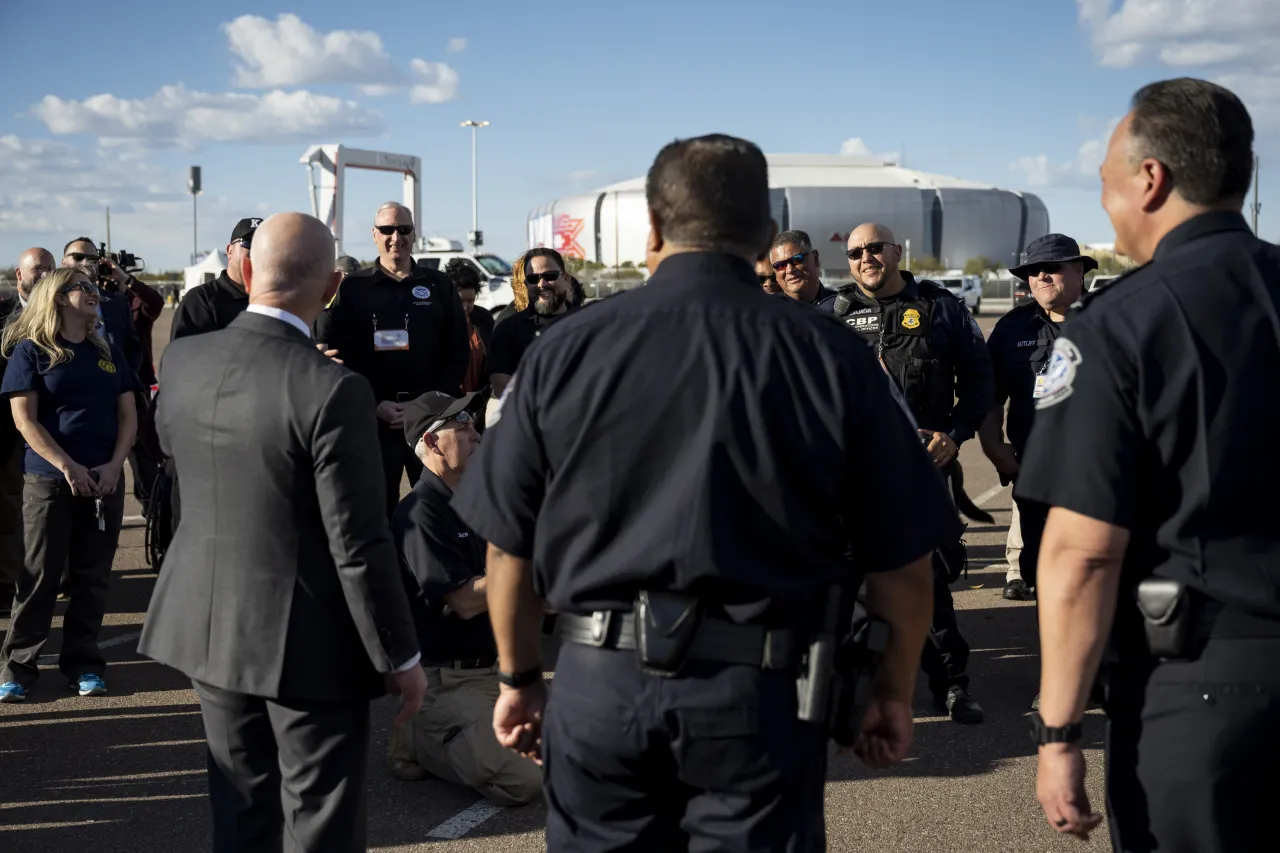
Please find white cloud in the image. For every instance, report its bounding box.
[222,13,459,103]
[408,60,459,105]
[1010,117,1120,189]
[32,84,385,147]
[839,137,901,164]
[1075,0,1280,123]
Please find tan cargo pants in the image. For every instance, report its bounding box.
[387,666,542,807]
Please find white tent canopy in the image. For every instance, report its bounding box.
[182,250,227,300]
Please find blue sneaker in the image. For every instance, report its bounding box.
[75,674,107,697]
[0,681,26,703]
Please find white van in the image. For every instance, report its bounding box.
[935,274,983,315]
[412,238,515,314]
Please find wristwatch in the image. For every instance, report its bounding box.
[496,666,542,688]
[1028,711,1083,745]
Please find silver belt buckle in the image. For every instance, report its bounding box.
[589,611,612,645]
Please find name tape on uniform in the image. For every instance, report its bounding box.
[1035,337,1082,409]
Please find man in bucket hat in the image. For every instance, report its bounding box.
[978,233,1096,696]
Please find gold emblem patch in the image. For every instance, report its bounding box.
[98,359,117,374]
[901,308,921,330]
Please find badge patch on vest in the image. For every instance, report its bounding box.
[411,285,431,300]
[1035,338,1082,409]
[98,359,117,374]
[844,312,881,335]
[901,308,921,330]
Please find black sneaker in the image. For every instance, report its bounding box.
[1003,579,1033,601]
[946,687,985,724]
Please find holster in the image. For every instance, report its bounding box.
[829,611,890,748]
[634,591,702,677]
[1134,577,1200,660]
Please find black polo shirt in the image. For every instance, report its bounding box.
[392,469,495,663]
[986,301,1061,458]
[486,305,575,377]
[171,272,249,341]
[452,251,959,626]
[1017,211,1280,631]
[317,261,471,403]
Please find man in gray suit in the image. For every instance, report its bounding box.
[139,212,427,853]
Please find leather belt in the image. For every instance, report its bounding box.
[558,611,799,670]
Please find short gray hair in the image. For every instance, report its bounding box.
[771,230,812,252]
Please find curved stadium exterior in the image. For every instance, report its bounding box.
[528,154,1049,279]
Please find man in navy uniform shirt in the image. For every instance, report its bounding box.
[453,134,952,851]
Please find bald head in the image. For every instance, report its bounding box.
[241,213,340,322]
[16,247,55,299]
[846,222,905,297]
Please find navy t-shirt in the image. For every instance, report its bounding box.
[1,337,139,477]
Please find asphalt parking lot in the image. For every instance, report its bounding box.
[0,303,1113,852]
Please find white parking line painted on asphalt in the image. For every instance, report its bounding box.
[972,484,1008,508]
[37,629,141,665]
[123,515,145,524]
[425,800,506,839]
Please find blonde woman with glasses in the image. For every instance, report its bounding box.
[0,268,139,703]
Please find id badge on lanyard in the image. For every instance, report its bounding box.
[1033,360,1051,399]
[372,313,410,352]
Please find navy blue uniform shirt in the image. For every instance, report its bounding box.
[1017,211,1280,627]
[451,251,960,625]
[986,301,1061,459]
[1,336,139,478]
[392,469,495,662]
[486,305,576,377]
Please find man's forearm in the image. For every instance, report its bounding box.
[977,405,1006,450]
[1037,508,1126,727]
[443,576,489,620]
[485,544,542,673]
[864,555,933,702]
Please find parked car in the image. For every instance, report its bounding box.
[1088,274,1121,293]
[936,275,983,314]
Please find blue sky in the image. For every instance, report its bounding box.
[1,0,1277,272]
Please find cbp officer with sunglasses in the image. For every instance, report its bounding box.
[317,202,471,517]
[823,222,995,726]
[486,247,577,399]
[768,230,836,305]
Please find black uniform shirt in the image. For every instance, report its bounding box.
[392,469,495,662]
[318,262,471,403]
[1017,211,1280,623]
[985,301,1061,458]
[452,251,960,625]
[170,272,249,341]
[486,305,576,377]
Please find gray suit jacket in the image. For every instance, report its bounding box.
[139,310,419,702]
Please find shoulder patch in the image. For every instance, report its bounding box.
[967,310,983,337]
[1035,337,1083,409]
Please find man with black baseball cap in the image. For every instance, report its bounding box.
[979,234,1095,616]
[171,217,260,341]
[384,388,542,805]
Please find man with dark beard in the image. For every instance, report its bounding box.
[486,247,576,398]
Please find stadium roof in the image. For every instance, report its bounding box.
[593,153,1010,194]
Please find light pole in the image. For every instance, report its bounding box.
[188,166,202,265]
[460,121,489,249]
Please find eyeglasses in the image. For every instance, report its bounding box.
[771,251,812,272]
[845,242,893,261]
[65,252,100,263]
[375,224,414,236]
[428,409,475,433]
[60,281,100,295]
[526,270,563,285]
[758,274,777,286]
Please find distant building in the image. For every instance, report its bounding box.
[528,154,1050,279]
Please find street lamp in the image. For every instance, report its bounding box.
[460,120,489,249]
[188,166,202,265]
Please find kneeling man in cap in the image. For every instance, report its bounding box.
[386,389,543,806]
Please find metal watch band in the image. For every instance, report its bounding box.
[1029,711,1083,745]
[496,666,542,688]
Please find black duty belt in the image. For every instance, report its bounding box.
[558,611,799,670]
[423,656,497,670]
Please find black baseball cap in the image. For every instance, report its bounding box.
[230,217,263,246]
[402,389,488,448]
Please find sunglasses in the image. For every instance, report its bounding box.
[60,281,100,295]
[1024,263,1068,279]
[527,270,563,285]
[233,237,252,250]
[758,274,777,286]
[428,409,476,433]
[771,251,812,272]
[375,224,414,236]
[845,241,892,261]
[65,252,100,263]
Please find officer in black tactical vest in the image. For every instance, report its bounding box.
[820,222,996,724]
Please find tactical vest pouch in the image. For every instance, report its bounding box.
[634,591,703,676]
[1135,578,1199,660]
